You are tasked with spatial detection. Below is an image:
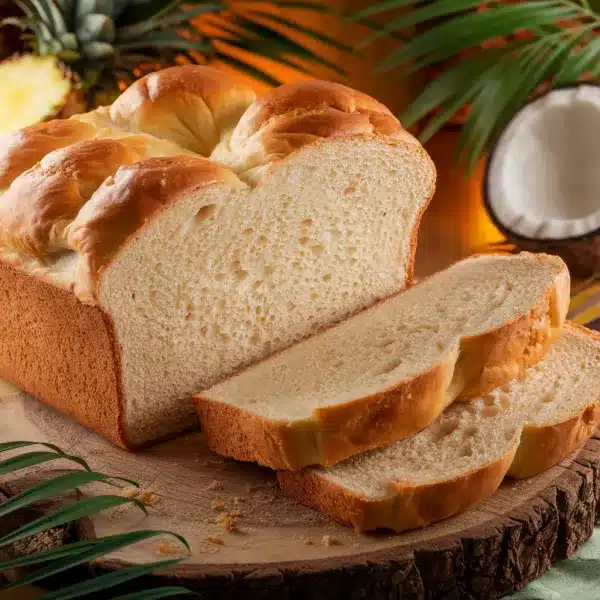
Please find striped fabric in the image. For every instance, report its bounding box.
[569,280,600,329]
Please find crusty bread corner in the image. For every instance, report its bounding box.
[508,322,600,479]
[277,445,517,532]
[196,254,569,471]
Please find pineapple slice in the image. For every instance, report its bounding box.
[0,54,84,134]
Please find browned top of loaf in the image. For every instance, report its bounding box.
[0,65,421,303]
[0,120,96,189]
[68,156,239,283]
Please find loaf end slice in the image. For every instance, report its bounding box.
[197,252,569,470]
[278,323,600,532]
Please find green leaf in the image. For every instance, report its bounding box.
[0,441,64,454]
[0,451,91,475]
[349,0,429,20]
[377,1,580,72]
[359,0,485,48]
[76,13,116,43]
[0,472,138,518]
[75,0,114,19]
[458,32,577,169]
[553,31,600,85]
[0,530,188,571]
[226,14,346,75]
[36,559,180,600]
[0,496,147,549]
[109,587,196,600]
[4,531,189,589]
[214,52,283,86]
[117,31,211,53]
[116,4,219,41]
[116,0,179,27]
[82,40,115,58]
[24,0,68,36]
[401,46,515,126]
[246,10,353,53]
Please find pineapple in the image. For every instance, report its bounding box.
[0,0,217,130]
[0,54,85,133]
[0,0,349,131]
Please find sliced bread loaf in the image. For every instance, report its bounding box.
[197,252,569,470]
[0,66,436,448]
[278,323,600,532]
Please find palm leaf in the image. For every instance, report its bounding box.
[553,31,600,84]
[0,451,91,475]
[3,530,189,589]
[350,0,429,20]
[111,589,197,600]
[224,14,346,75]
[35,559,180,600]
[0,472,138,518]
[360,0,485,48]
[215,52,284,85]
[0,496,147,549]
[363,0,600,167]
[377,1,581,72]
[0,441,65,454]
[0,531,185,571]
[246,10,353,53]
[116,4,220,41]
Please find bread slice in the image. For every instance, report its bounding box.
[278,323,600,532]
[197,252,569,470]
[0,66,435,448]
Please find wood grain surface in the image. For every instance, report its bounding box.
[1,385,599,599]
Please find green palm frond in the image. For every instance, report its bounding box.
[360,0,600,169]
[0,441,192,598]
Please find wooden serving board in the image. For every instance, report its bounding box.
[1,380,600,599]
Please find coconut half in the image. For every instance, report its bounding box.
[484,84,600,276]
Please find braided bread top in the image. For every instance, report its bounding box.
[0,65,416,301]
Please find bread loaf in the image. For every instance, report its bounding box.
[197,253,569,469]
[0,66,435,447]
[278,323,600,532]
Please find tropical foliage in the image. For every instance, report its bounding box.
[3,0,351,101]
[0,441,192,599]
[354,0,600,168]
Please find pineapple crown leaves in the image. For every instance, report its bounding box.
[0,440,194,599]
[3,0,353,93]
[355,0,600,170]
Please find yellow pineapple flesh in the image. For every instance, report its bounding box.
[0,54,80,134]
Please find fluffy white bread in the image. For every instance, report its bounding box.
[0,66,435,447]
[278,323,600,532]
[197,252,569,470]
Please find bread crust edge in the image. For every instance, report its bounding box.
[197,255,569,470]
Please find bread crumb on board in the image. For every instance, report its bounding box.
[322,535,341,547]
[211,500,225,511]
[205,536,224,545]
[245,483,262,493]
[208,479,224,491]
[156,541,181,556]
[233,496,246,504]
[120,487,158,505]
[216,509,243,531]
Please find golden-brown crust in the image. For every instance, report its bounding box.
[197,256,568,471]
[277,446,517,532]
[234,80,401,140]
[225,80,419,173]
[0,260,127,448]
[67,155,240,299]
[508,405,600,479]
[0,139,151,260]
[0,119,96,189]
[109,65,257,155]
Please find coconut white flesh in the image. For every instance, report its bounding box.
[487,84,600,240]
